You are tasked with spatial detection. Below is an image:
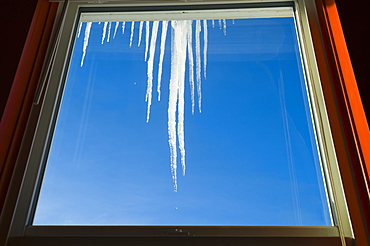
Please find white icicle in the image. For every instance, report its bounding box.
[122,21,126,34]
[168,22,179,191]
[222,19,227,35]
[187,21,195,114]
[212,19,215,28]
[218,19,222,29]
[177,21,190,177]
[77,22,82,38]
[145,21,159,123]
[129,21,135,47]
[101,22,108,44]
[138,21,144,46]
[168,20,189,191]
[157,20,168,101]
[203,20,208,79]
[113,21,119,38]
[195,20,202,113]
[107,22,112,42]
[80,22,92,67]
[145,21,150,61]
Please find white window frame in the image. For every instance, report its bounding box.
[4,0,354,245]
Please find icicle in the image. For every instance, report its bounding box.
[212,19,215,28]
[145,21,150,61]
[101,22,108,44]
[145,21,159,122]
[113,21,119,39]
[177,21,191,177]
[80,22,92,67]
[77,22,82,38]
[232,19,235,24]
[168,20,189,191]
[218,19,222,29]
[195,20,202,113]
[122,21,126,34]
[203,20,208,79]
[187,21,195,114]
[157,21,169,101]
[138,21,144,46]
[107,22,112,42]
[168,22,179,191]
[129,21,135,47]
[222,19,227,35]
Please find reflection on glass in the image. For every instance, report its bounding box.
[33,8,332,226]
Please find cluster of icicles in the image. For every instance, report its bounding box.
[78,19,227,191]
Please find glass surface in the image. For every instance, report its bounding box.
[33,9,332,226]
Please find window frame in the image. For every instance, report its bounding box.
[3,0,363,245]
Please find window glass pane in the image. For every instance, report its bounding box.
[33,7,332,226]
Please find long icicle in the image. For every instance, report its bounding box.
[187,21,195,114]
[203,20,208,79]
[157,21,168,101]
[107,22,112,42]
[145,21,159,122]
[113,21,119,39]
[138,21,144,46]
[195,20,202,113]
[80,22,92,67]
[129,21,135,47]
[145,21,150,61]
[168,21,179,191]
[177,21,190,176]
[101,22,108,44]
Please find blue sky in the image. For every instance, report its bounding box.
[33,15,332,226]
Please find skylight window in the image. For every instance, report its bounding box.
[31,5,333,226]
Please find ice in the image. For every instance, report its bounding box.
[122,21,126,34]
[203,20,208,79]
[77,22,82,38]
[129,21,135,47]
[145,21,159,122]
[168,20,190,190]
[177,24,187,176]
[101,22,108,44]
[145,21,150,61]
[157,21,168,101]
[107,22,112,42]
[187,21,195,114]
[80,22,92,67]
[138,21,144,46]
[177,21,190,177]
[195,20,202,113]
[113,21,119,38]
[78,18,229,190]
[168,29,179,191]
[212,19,215,28]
